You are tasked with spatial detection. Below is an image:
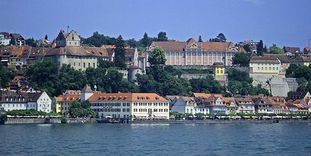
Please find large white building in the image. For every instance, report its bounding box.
[0,90,52,113]
[84,91,170,120]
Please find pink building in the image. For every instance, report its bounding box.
[147,38,245,66]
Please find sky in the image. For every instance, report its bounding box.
[0,0,310,48]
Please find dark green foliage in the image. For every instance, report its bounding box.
[228,69,252,83]
[190,76,223,93]
[25,60,87,96]
[209,33,227,42]
[232,53,250,67]
[227,69,269,95]
[137,58,192,96]
[0,63,13,88]
[286,64,311,80]
[85,65,138,93]
[157,32,168,41]
[198,35,203,42]
[257,40,264,56]
[9,39,16,45]
[0,114,7,124]
[126,38,138,48]
[148,47,166,66]
[140,32,153,47]
[163,66,182,76]
[69,101,96,118]
[114,35,126,68]
[98,59,115,68]
[243,44,252,52]
[25,38,37,47]
[25,60,60,96]
[82,31,117,47]
[269,44,283,54]
[286,64,311,94]
[6,109,56,117]
[58,64,87,94]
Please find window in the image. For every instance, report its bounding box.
[83,63,85,68]
[93,63,95,68]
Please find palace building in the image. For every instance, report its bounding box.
[147,38,245,67]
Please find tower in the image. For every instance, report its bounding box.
[80,85,93,101]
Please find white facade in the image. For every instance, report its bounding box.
[36,92,52,113]
[238,105,255,114]
[56,30,80,47]
[0,91,52,113]
[249,61,281,75]
[89,93,170,120]
[92,101,131,119]
[0,35,10,46]
[57,55,98,71]
[132,101,169,119]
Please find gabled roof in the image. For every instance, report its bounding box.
[55,94,80,102]
[250,55,280,64]
[45,46,110,57]
[192,93,223,99]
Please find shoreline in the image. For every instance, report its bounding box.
[2,117,311,125]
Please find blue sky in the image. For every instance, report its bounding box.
[0,0,310,48]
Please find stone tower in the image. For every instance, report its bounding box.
[80,85,93,101]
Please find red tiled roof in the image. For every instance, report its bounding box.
[88,92,168,103]
[150,39,244,53]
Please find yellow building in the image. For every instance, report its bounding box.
[55,102,61,113]
[213,62,225,76]
[55,90,81,115]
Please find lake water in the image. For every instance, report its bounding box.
[1,123,311,156]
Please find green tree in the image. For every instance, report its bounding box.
[257,40,264,56]
[9,39,16,45]
[58,65,87,93]
[190,76,223,93]
[25,38,37,47]
[209,33,227,42]
[243,44,252,53]
[140,32,152,47]
[232,53,250,66]
[0,63,12,88]
[228,69,252,83]
[227,69,269,96]
[126,38,138,48]
[25,60,60,96]
[157,32,168,41]
[82,32,117,47]
[198,35,203,42]
[114,35,126,68]
[216,33,226,42]
[69,101,96,118]
[269,44,283,54]
[98,59,115,68]
[148,47,166,66]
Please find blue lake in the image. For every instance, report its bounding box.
[1,123,311,156]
